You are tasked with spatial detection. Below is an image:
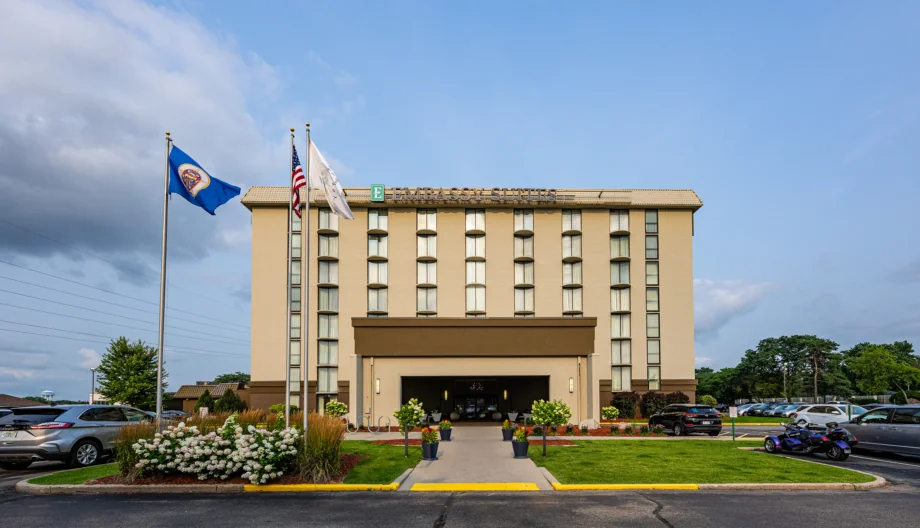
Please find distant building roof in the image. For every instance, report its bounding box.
[0,394,44,408]
[172,383,243,400]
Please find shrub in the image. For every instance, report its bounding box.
[640,392,668,417]
[890,391,920,405]
[194,390,214,413]
[565,424,574,434]
[611,392,640,419]
[624,423,634,435]
[698,395,718,407]
[851,398,880,406]
[268,403,299,415]
[580,425,588,435]
[639,425,650,436]
[115,423,155,482]
[502,419,514,430]
[609,425,620,436]
[532,426,544,436]
[298,412,346,483]
[513,427,528,442]
[531,399,573,427]
[664,391,690,405]
[325,400,347,418]
[394,398,425,432]
[601,406,620,420]
[214,389,244,413]
[420,427,438,443]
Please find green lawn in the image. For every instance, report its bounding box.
[341,441,422,484]
[529,441,873,485]
[28,463,119,486]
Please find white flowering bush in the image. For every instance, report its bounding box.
[133,413,300,484]
[393,398,425,431]
[531,399,573,427]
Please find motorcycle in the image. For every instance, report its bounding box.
[763,422,857,461]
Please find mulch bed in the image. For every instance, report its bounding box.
[89,453,364,486]
[373,439,423,446]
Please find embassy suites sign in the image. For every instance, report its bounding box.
[370,185,561,204]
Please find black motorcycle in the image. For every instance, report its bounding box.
[764,422,857,461]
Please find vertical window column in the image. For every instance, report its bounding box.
[317,208,339,411]
[610,209,632,391]
[513,209,534,317]
[416,209,437,316]
[288,211,303,407]
[367,208,388,317]
[645,209,660,390]
[465,209,486,316]
[562,210,583,317]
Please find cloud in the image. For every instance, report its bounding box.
[695,356,713,366]
[0,367,39,381]
[77,348,102,369]
[890,260,920,283]
[694,279,774,342]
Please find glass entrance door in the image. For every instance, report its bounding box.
[457,396,498,420]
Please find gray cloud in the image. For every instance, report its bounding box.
[694,279,775,342]
[890,260,920,283]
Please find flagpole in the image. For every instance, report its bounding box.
[303,122,311,440]
[285,128,294,428]
[155,131,172,430]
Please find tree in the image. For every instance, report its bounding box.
[795,335,840,400]
[195,390,214,412]
[848,346,920,402]
[96,337,164,410]
[212,372,250,384]
[214,389,244,413]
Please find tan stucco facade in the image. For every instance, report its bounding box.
[242,187,701,421]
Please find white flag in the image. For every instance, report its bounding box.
[308,141,354,220]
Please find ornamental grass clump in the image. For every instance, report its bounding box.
[298,412,346,484]
[115,423,155,482]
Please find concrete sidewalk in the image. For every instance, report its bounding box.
[398,426,553,490]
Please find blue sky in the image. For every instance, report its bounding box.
[1,1,918,399]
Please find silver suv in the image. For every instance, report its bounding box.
[0,405,151,470]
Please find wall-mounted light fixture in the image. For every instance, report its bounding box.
[503,389,508,400]
[443,390,449,401]
[375,378,380,394]
[569,377,574,393]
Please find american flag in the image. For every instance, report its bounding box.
[291,146,306,217]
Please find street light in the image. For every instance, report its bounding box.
[90,367,96,404]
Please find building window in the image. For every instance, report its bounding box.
[319,235,338,258]
[465,209,485,231]
[610,210,629,232]
[612,366,632,392]
[514,261,534,285]
[514,287,534,312]
[645,235,658,259]
[368,235,388,258]
[417,287,437,312]
[466,285,486,312]
[292,214,302,232]
[646,288,659,312]
[562,234,582,259]
[563,262,582,285]
[611,287,630,312]
[611,261,630,285]
[562,210,582,232]
[645,210,658,233]
[289,367,300,384]
[612,340,631,365]
[291,287,301,312]
[368,209,388,231]
[318,341,338,366]
[366,314,388,318]
[417,261,437,284]
[648,339,661,364]
[318,367,338,393]
[417,235,437,258]
[318,261,338,285]
[290,340,300,366]
[318,314,338,339]
[514,236,534,258]
[368,261,388,284]
[291,233,302,254]
[319,208,338,231]
[611,314,631,338]
[466,261,486,284]
[318,287,338,312]
[290,314,301,339]
[647,313,660,338]
[417,209,437,231]
[648,366,661,390]
[367,288,388,312]
[646,262,659,285]
[514,209,534,232]
[610,235,629,258]
[563,287,583,312]
[291,260,302,285]
[417,313,437,318]
[465,235,485,258]
[467,313,486,318]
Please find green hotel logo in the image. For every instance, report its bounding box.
[370,184,385,202]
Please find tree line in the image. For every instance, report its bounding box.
[696,335,920,404]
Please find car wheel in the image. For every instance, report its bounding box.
[673,424,684,436]
[764,438,776,453]
[796,419,808,427]
[827,445,848,461]
[69,439,101,468]
[0,461,32,470]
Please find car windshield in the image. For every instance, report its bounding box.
[0,408,66,425]
[688,407,718,414]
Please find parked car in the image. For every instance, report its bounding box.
[161,410,189,419]
[789,405,851,427]
[831,404,869,419]
[649,404,722,436]
[769,404,808,418]
[749,403,785,417]
[844,406,920,456]
[735,403,757,416]
[0,409,11,419]
[0,405,152,470]
[861,404,887,411]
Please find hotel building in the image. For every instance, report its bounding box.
[241,187,702,423]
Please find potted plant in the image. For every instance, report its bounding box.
[438,419,452,441]
[421,427,439,460]
[507,410,519,423]
[501,419,514,441]
[491,410,502,421]
[450,405,461,421]
[511,426,529,458]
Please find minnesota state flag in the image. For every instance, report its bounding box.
[167,146,240,215]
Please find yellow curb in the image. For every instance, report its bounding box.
[410,482,540,492]
[552,483,699,490]
[244,482,399,492]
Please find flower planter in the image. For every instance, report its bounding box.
[502,429,514,441]
[431,412,442,422]
[491,411,502,421]
[422,441,439,460]
[449,412,460,421]
[507,412,519,423]
[439,428,452,442]
[511,440,529,459]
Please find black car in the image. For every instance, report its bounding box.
[748,403,784,417]
[649,404,723,436]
